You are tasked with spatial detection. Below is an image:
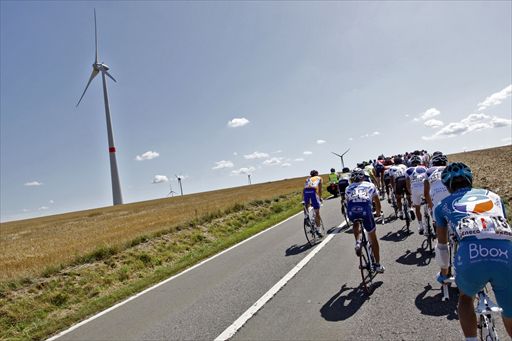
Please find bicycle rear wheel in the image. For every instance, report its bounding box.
[303,218,317,246]
[479,314,499,341]
[359,243,375,293]
[424,211,434,254]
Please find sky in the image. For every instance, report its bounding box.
[1,1,511,222]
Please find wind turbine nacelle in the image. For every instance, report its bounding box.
[94,63,110,71]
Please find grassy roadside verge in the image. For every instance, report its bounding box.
[1,192,304,341]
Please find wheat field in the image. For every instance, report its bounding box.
[0,176,311,281]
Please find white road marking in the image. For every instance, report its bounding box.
[46,210,305,341]
[215,221,346,341]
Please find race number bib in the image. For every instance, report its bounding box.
[456,215,512,241]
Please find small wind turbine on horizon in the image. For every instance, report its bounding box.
[167,184,177,197]
[248,174,251,185]
[76,9,123,205]
[175,175,184,196]
[332,148,350,169]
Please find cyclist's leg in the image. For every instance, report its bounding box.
[488,242,512,337]
[362,209,379,263]
[458,292,478,338]
[411,187,423,230]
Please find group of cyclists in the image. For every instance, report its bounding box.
[302,150,512,341]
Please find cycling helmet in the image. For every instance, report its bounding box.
[393,157,404,165]
[357,162,364,169]
[441,162,472,190]
[431,154,448,166]
[410,155,422,166]
[351,168,366,182]
[432,151,443,156]
[377,155,384,161]
[342,167,350,173]
[413,150,421,156]
[310,170,319,176]
[330,168,335,173]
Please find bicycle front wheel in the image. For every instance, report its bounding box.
[359,244,374,293]
[304,218,317,246]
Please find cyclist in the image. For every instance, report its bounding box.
[406,155,428,234]
[338,167,351,200]
[346,168,385,273]
[374,156,386,195]
[303,170,323,236]
[327,168,339,197]
[434,163,512,339]
[382,157,394,202]
[389,156,411,220]
[424,153,450,280]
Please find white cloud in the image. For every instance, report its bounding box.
[212,160,234,170]
[49,200,54,204]
[502,137,512,143]
[152,175,169,184]
[24,181,43,186]
[39,206,49,211]
[422,113,512,140]
[360,133,369,138]
[244,151,269,160]
[478,85,512,111]
[281,163,292,167]
[419,108,441,120]
[424,119,444,128]
[316,139,326,144]
[227,117,250,128]
[135,150,159,161]
[294,158,305,162]
[262,157,283,166]
[22,208,30,212]
[231,167,255,175]
[405,114,410,117]
[272,150,283,154]
[303,151,313,155]
[348,137,353,141]
[372,131,380,136]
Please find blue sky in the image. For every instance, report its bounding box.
[1,1,511,222]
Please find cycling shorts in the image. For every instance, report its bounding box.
[347,202,376,233]
[454,239,512,317]
[395,177,409,196]
[374,164,385,176]
[410,184,424,206]
[303,188,321,210]
[338,179,350,195]
[384,175,391,186]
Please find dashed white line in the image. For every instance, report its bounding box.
[215,221,346,341]
[46,210,304,341]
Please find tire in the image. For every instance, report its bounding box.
[359,242,374,293]
[479,314,498,341]
[304,218,317,246]
[341,202,350,227]
[424,211,434,254]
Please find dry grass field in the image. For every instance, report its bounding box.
[0,176,309,281]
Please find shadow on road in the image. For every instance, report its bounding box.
[320,282,383,322]
[380,226,413,242]
[395,247,433,266]
[415,284,459,320]
[285,243,312,256]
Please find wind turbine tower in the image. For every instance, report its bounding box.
[331,148,350,169]
[77,9,123,205]
[248,174,251,185]
[167,184,177,197]
[175,175,184,196]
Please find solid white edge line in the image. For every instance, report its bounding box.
[46,210,304,341]
[214,221,347,341]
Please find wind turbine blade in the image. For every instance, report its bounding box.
[341,148,350,156]
[94,9,98,64]
[331,152,342,157]
[103,70,117,83]
[76,69,99,106]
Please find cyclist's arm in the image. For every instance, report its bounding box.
[434,204,449,244]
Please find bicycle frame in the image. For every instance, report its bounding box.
[476,288,502,341]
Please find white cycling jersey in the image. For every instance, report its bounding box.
[345,181,378,204]
[389,164,407,179]
[426,166,449,211]
[406,166,427,188]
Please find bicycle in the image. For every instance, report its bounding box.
[340,195,350,228]
[421,198,435,254]
[353,218,377,293]
[303,202,325,246]
[476,287,502,341]
[399,195,412,233]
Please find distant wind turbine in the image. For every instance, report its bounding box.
[248,174,251,185]
[331,148,350,169]
[76,9,123,205]
[175,175,184,196]
[167,184,177,197]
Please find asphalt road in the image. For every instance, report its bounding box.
[51,196,507,340]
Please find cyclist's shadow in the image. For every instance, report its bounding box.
[380,226,412,242]
[415,284,458,320]
[320,282,383,321]
[395,247,433,267]
[285,243,312,256]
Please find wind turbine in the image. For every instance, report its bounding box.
[76,9,123,205]
[248,174,251,185]
[331,148,350,169]
[167,184,177,197]
[175,175,184,196]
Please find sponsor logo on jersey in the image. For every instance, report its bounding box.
[469,243,509,260]
[453,194,494,214]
